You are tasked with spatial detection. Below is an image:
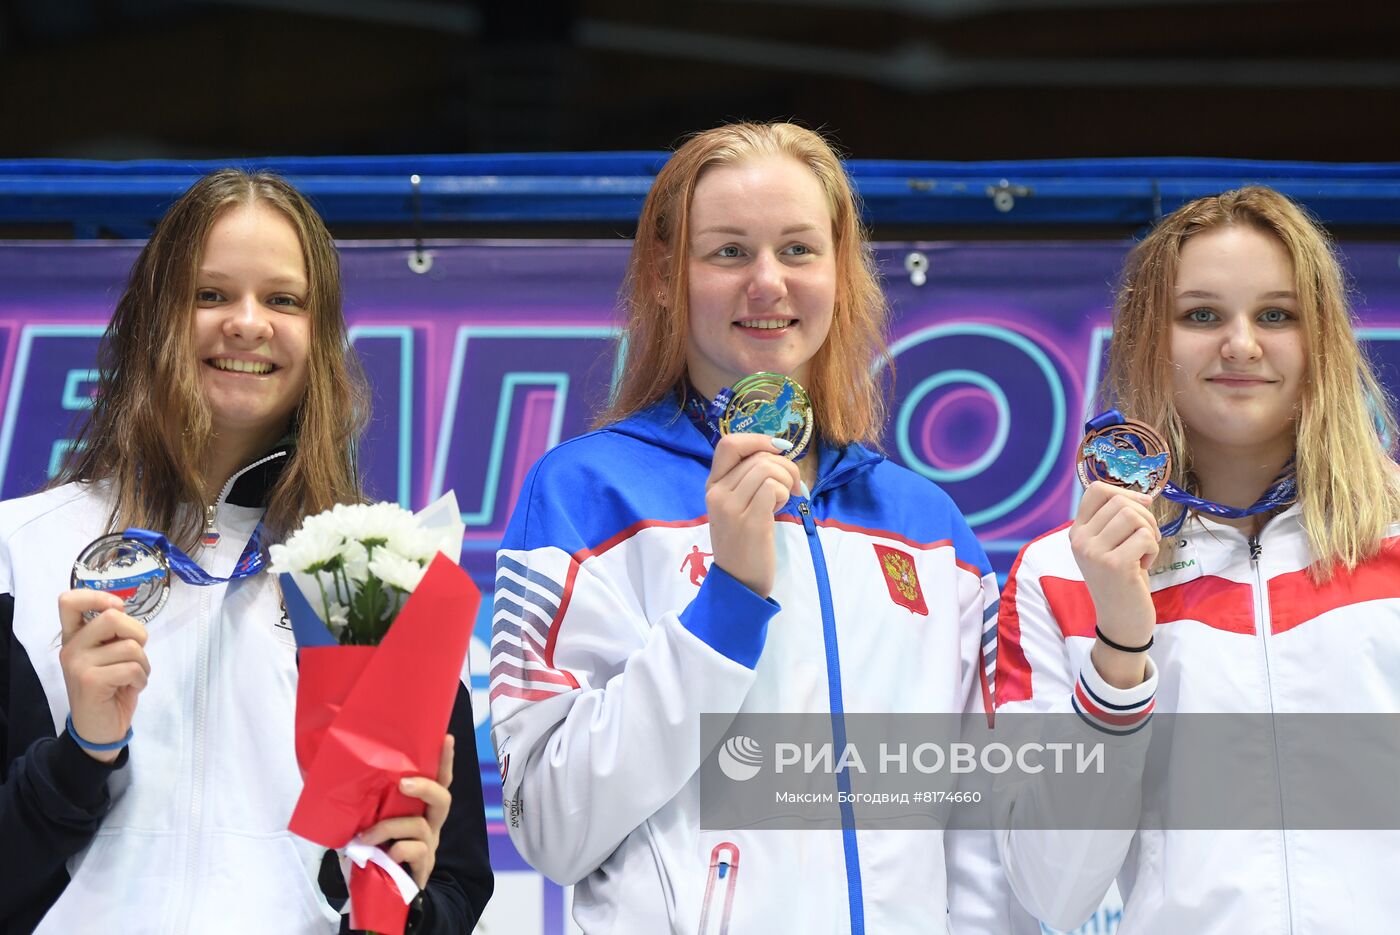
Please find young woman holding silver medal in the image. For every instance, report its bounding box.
[489,122,1002,933]
[0,171,491,932]
[991,187,1400,932]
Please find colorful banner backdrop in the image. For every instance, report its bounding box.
[4,240,1399,933]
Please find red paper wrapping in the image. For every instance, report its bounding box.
[289,554,481,934]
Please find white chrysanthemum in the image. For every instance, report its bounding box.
[291,509,342,552]
[369,550,428,593]
[330,501,419,547]
[385,524,443,563]
[267,542,293,574]
[269,520,348,574]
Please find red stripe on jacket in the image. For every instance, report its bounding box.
[1268,537,1400,635]
[995,523,1071,707]
[1041,574,1254,639]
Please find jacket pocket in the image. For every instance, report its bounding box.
[195,831,340,932]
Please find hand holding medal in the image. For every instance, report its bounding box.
[1077,409,1298,535]
[1070,411,1167,682]
[696,373,812,598]
[61,525,266,761]
[1073,409,1297,685]
[60,533,178,761]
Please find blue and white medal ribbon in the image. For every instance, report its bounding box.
[1158,467,1297,537]
[1081,409,1298,536]
[684,384,735,447]
[72,525,266,623]
[122,526,265,585]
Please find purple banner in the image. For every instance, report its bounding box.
[5,239,1400,932]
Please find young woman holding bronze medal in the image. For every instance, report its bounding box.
[489,122,1001,933]
[992,187,1400,932]
[0,171,491,932]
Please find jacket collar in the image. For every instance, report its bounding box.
[224,446,292,508]
[604,396,884,491]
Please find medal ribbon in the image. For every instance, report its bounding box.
[683,383,811,460]
[123,525,266,586]
[683,383,734,447]
[1086,410,1298,536]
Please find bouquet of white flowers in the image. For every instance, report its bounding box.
[270,493,478,935]
[270,496,464,645]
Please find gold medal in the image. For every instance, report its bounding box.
[719,373,814,461]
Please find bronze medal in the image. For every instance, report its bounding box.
[1077,419,1173,498]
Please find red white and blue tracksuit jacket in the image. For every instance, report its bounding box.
[488,399,1015,934]
[994,505,1400,934]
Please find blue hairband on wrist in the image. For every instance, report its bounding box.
[65,714,133,752]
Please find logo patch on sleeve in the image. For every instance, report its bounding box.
[873,544,928,616]
[680,544,714,587]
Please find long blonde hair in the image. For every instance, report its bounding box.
[55,170,367,549]
[1105,185,1400,578]
[599,121,892,445]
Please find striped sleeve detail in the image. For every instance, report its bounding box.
[1070,656,1157,736]
[979,573,999,725]
[490,550,581,704]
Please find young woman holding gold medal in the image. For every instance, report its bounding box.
[992,187,1400,933]
[0,171,492,932]
[489,122,1003,933]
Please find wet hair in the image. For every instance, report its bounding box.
[1105,185,1400,578]
[55,169,367,549]
[599,121,892,445]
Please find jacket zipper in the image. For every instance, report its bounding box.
[202,450,287,549]
[796,497,865,935]
[176,450,285,929]
[1249,533,1294,935]
[202,503,220,546]
[174,585,213,931]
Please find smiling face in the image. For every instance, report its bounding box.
[192,202,311,458]
[1169,224,1307,463]
[683,154,837,399]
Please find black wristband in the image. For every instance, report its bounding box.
[1095,625,1153,653]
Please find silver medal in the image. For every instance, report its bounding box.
[71,534,171,623]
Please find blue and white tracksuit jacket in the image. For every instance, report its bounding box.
[488,399,1015,934]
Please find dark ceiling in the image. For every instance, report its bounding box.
[3,0,1399,162]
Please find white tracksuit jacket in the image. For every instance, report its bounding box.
[994,504,1400,934]
[0,454,493,934]
[0,455,341,932]
[488,399,1025,934]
